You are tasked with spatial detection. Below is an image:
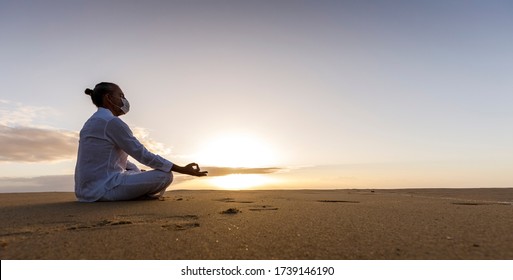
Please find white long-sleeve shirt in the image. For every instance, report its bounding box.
[74,108,173,202]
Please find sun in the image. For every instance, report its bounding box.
[194,133,278,190]
[209,174,276,190]
[195,133,276,168]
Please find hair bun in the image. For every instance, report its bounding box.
[84,88,94,96]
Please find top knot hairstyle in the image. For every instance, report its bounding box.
[84,82,119,107]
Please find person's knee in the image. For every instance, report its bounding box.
[155,170,173,186]
[164,171,173,186]
[148,171,173,195]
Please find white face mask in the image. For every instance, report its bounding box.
[120,97,130,114]
[109,95,130,114]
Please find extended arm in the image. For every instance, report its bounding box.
[106,119,173,172]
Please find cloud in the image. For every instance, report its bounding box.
[0,167,284,193]
[0,100,77,162]
[203,166,282,177]
[131,127,171,155]
[0,100,172,163]
[0,124,171,163]
[0,173,194,193]
[0,175,74,193]
[0,99,57,128]
[0,125,78,162]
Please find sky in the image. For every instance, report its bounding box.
[1,0,512,191]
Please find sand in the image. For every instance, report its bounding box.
[1,189,512,260]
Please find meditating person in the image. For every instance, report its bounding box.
[74,82,207,202]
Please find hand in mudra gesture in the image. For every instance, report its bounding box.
[185,163,208,177]
[172,163,208,177]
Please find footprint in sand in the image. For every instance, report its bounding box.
[215,198,254,204]
[249,205,278,211]
[95,219,133,227]
[67,219,133,230]
[162,222,200,231]
[451,202,509,206]
[160,215,200,231]
[317,200,360,203]
[221,208,241,214]
[215,198,235,202]
[452,202,482,206]
[67,214,200,231]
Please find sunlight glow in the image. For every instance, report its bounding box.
[196,134,276,168]
[208,174,275,190]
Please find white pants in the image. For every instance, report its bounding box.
[99,170,173,201]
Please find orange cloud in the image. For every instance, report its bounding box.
[203,166,282,177]
[0,125,78,162]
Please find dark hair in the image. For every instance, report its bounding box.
[84,82,119,107]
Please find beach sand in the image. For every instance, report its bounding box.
[1,189,512,259]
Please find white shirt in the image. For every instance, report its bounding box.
[74,108,173,202]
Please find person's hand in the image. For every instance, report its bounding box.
[171,163,208,176]
[183,163,208,177]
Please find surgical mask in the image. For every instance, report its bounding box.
[119,97,130,114]
[109,95,130,114]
